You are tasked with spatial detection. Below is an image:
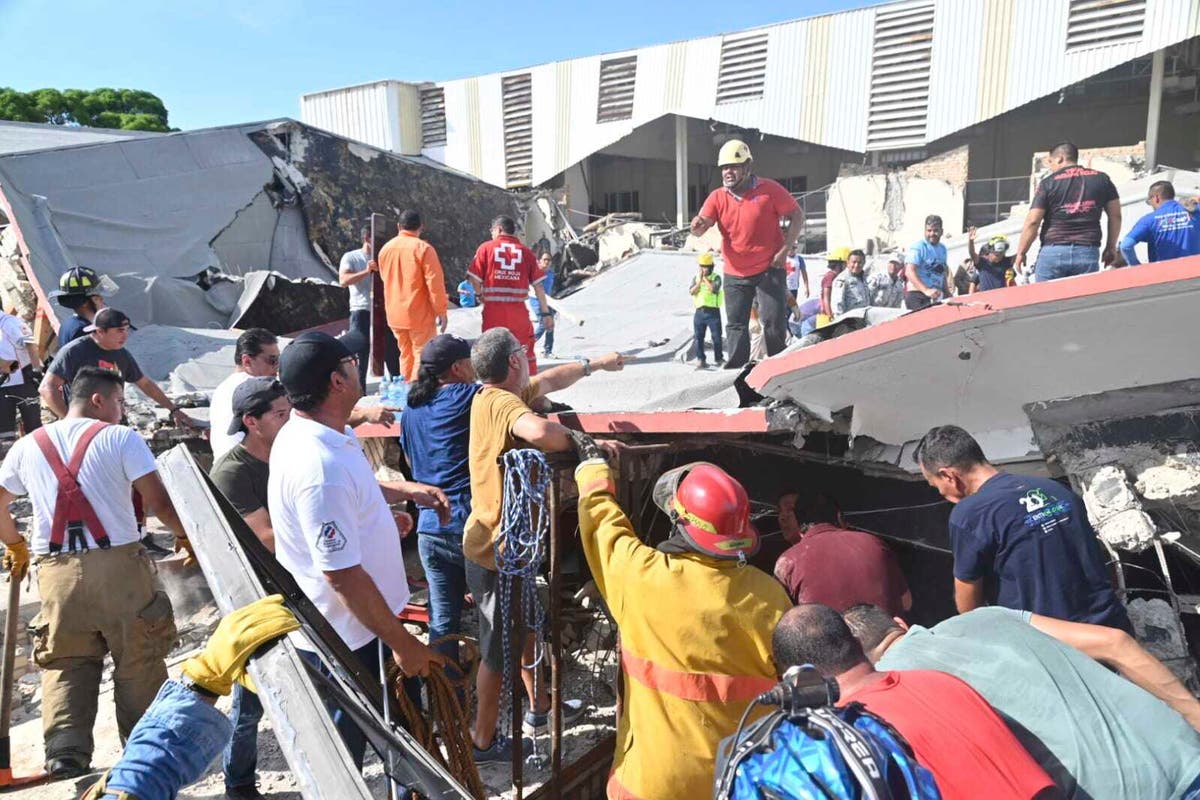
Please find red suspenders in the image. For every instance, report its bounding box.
[31,421,112,553]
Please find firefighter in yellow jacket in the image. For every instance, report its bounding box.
[567,433,791,800]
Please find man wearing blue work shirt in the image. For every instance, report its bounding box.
[903,215,949,311]
[915,424,1132,633]
[400,334,479,665]
[1120,180,1200,266]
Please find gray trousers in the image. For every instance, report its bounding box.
[723,267,789,369]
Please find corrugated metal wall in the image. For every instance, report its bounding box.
[300,0,1200,187]
[300,81,400,151]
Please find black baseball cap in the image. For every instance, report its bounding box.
[420,334,472,375]
[83,308,137,333]
[228,377,288,435]
[277,331,364,399]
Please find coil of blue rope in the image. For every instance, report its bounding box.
[495,448,551,737]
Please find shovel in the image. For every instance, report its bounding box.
[0,576,47,789]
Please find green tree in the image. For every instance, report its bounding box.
[0,87,170,131]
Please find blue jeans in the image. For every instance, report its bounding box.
[534,312,556,354]
[299,639,419,769]
[693,307,723,364]
[105,680,233,798]
[417,532,467,665]
[1034,243,1100,282]
[223,683,263,789]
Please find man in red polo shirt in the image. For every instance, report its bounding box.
[774,490,911,616]
[468,215,552,375]
[690,140,805,369]
[773,604,1059,800]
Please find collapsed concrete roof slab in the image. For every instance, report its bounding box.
[0,118,520,333]
[0,119,161,156]
[747,255,1200,470]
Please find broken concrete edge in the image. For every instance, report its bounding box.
[156,444,473,800]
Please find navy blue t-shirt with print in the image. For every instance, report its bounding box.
[950,472,1131,632]
[399,382,482,533]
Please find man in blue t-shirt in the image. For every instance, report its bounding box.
[903,215,949,311]
[915,424,1131,633]
[399,334,481,663]
[1119,180,1200,266]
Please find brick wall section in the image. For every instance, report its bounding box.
[904,144,969,188]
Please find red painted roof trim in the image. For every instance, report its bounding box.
[354,407,770,439]
[747,255,1200,391]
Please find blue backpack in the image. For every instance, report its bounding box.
[715,703,942,800]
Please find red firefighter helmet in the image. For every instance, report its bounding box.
[652,462,759,560]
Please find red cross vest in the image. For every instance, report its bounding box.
[31,421,112,553]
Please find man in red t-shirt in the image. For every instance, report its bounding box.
[468,215,552,375]
[690,140,805,370]
[773,604,1060,800]
[774,491,911,616]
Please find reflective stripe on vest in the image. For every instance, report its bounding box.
[607,771,643,800]
[621,648,776,703]
[31,421,112,553]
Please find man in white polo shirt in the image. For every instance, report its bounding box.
[269,330,448,768]
[209,328,279,461]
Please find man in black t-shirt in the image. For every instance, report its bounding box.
[40,308,195,428]
[1014,141,1121,282]
[209,377,290,799]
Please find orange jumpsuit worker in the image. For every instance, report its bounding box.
[376,209,448,381]
[566,430,791,800]
[468,214,551,375]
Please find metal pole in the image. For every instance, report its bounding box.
[511,586,524,800]
[548,466,564,799]
[674,115,689,229]
[1146,48,1165,172]
[379,640,398,800]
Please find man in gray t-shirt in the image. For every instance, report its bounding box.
[846,604,1200,800]
[340,226,375,391]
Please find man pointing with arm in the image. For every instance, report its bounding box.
[690,139,804,369]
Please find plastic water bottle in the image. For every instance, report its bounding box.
[392,377,409,409]
[378,376,391,405]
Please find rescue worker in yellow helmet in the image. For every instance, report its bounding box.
[48,267,117,346]
[819,246,850,321]
[565,432,791,800]
[690,139,805,370]
[689,252,724,369]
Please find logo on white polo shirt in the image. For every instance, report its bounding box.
[316,521,347,553]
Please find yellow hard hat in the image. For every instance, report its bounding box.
[717,139,752,167]
[697,252,715,266]
[828,246,851,262]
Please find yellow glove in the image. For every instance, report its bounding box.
[182,594,300,696]
[173,535,196,567]
[2,539,29,581]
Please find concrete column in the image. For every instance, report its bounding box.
[674,115,689,228]
[1146,48,1165,171]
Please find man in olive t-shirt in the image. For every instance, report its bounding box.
[208,377,290,797]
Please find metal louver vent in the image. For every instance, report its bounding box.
[420,86,446,147]
[867,0,935,152]
[1067,0,1146,52]
[597,56,637,122]
[716,32,769,105]
[502,73,533,188]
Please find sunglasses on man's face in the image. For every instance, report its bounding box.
[258,354,280,366]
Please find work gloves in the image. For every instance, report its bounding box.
[174,534,196,567]
[567,429,606,463]
[2,539,29,581]
[182,594,301,696]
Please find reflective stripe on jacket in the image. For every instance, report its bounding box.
[576,462,790,800]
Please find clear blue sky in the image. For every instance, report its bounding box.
[0,0,868,131]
